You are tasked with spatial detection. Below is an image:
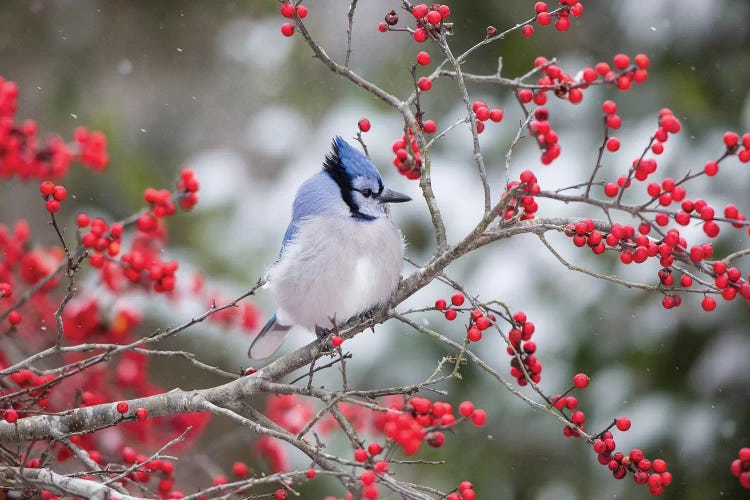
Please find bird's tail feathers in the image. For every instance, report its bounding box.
[248,313,292,360]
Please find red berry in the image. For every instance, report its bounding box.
[555,15,570,31]
[4,409,19,424]
[475,106,490,122]
[377,22,388,33]
[306,468,316,479]
[606,114,622,129]
[534,2,548,13]
[417,77,432,91]
[569,88,583,104]
[412,4,429,18]
[53,185,67,201]
[435,298,447,310]
[615,417,631,431]
[701,296,717,311]
[416,51,431,66]
[358,118,371,132]
[331,335,344,347]
[451,292,465,306]
[438,5,450,19]
[280,3,295,18]
[367,442,383,456]
[724,131,739,147]
[422,120,437,134]
[489,109,504,122]
[573,373,589,388]
[76,213,91,227]
[606,137,620,152]
[363,485,378,499]
[8,311,22,326]
[135,407,148,421]
[634,53,650,68]
[471,409,486,426]
[413,28,428,43]
[613,53,630,69]
[45,199,60,213]
[426,10,441,25]
[426,431,445,447]
[116,401,129,414]
[704,161,719,176]
[604,182,618,197]
[296,5,308,18]
[233,461,248,477]
[40,181,55,196]
[571,411,585,425]
[280,23,295,37]
[537,11,552,26]
[467,326,482,342]
[459,401,475,417]
[521,25,534,37]
[354,448,368,462]
[444,309,457,320]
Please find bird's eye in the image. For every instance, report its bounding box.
[361,189,373,197]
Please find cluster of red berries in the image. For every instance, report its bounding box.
[567,220,727,311]
[120,249,179,293]
[603,108,681,197]
[121,446,179,494]
[38,180,68,214]
[205,292,261,333]
[556,374,671,495]
[137,168,199,234]
[523,104,561,165]
[115,401,148,421]
[0,76,107,180]
[471,100,504,134]
[731,447,750,489]
[464,308,493,343]
[552,373,589,437]
[723,131,750,163]
[177,168,199,210]
[506,311,540,385]
[446,480,477,500]
[375,396,485,456]
[566,218,605,255]
[352,445,388,499]
[523,1,583,37]
[378,3,451,38]
[279,1,308,37]
[502,170,541,221]
[702,260,750,307]
[518,52,648,130]
[73,126,109,171]
[595,442,672,496]
[391,130,422,180]
[435,292,465,321]
[79,215,124,266]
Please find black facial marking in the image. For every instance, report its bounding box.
[323,140,376,221]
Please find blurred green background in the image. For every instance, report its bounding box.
[1,1,749,499]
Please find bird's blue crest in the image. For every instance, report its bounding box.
[324,136,384,188]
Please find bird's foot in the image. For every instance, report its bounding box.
[315,325,332,339]
[355,305,385,323]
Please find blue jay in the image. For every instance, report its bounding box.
[248,137,411,359]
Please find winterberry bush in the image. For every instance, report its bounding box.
[0,1,749,499]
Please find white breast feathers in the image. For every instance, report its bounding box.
[269,215,404,331]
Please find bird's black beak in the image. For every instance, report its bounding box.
[379,188,411,203]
